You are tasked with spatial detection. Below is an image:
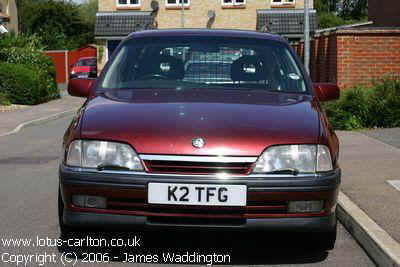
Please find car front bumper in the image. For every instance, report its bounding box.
[63,209,337,232]
[59,165,340,232]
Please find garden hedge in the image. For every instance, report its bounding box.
[0,34,59,105]
[323,78,400,130]
[0,63,58,105]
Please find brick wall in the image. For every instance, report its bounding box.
[293,29,400,89]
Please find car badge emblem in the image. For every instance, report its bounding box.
[192,137,205,148]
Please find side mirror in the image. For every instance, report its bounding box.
[68,78,95,98]
[313,83,340,102]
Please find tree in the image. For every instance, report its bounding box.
[317,13,347,29]
[315,0,368,29]
[19,0,95,50]
[78,0,98,26]
[315,0,339,13]
[340,0,368,20]
[351,0,368,20]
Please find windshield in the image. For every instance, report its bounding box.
[101,36,308,93]
[77,58,96,67]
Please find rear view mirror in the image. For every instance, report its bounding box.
[313,83,340,102]
[68,78,95,98]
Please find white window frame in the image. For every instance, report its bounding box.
[271,0,295,6]
[221,0,246,6]
[165,0,190,7]
[116,0,141,8]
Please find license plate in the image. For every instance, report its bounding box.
[148,183,247,206]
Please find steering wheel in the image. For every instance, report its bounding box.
[137,73,169,80]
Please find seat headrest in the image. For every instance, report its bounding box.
[137,55,184,80]
[231,55,268,81]
[157,55,184,80]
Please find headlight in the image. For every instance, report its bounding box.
[66,140,143,171]
[252,145,333,174]
[71,70,75,75]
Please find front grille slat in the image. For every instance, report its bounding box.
[149,164,249,170]
[144,159,253,175]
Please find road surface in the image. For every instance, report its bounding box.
[0,116,375,266]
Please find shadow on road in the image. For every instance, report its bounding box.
[57,230,329,265]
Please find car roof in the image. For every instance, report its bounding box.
[126,29,287,44]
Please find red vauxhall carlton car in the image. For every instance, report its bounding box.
[59,29,341,250]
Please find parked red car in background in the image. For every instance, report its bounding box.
[70,57,97,79]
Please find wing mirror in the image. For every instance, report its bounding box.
[68,78,96,98]
[313,83,340,102]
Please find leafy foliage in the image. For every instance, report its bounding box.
[0,92,12,106]
[0,33,59,105]
[78,0,98,26]
[340,0,368,20]
[0,32,44,50]
[368,79,400,128]
[317,13,355,29]
[315,0,338,13]
[19,0,96,50]
[323,78,400,130]
[0,63,40,105]
[315,0,368,29]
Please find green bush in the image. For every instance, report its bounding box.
[1,46,59,97]
[323,78,400,130]
[369,79,400,128]
[0,33,59,104]
[0,33,44,50]
[0,92,11,106]
[0,63,58,105]
[317,12,362,29]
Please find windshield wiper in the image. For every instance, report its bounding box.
[97,164,131,171]
[267,168,299,175]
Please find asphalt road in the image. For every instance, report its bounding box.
[0,116,375,267]
[361,128,400,149]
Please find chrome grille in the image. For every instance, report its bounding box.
[139,155,257,175]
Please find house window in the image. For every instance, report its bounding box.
[165,0,190,7]
[221,0,246,6]
[271,0,295,6]
[117,0,141,8]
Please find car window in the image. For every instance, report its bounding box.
[101,37,307,93]
[77,59,96,67]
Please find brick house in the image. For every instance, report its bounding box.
[0,0,18,34]
[369,0,400,27]
[95,0,317,71]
